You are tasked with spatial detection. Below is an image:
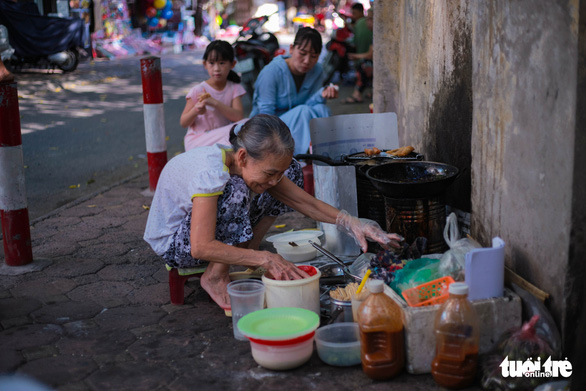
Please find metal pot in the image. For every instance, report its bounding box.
[365,161,459,199]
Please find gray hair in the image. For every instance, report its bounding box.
[229,115,295,160]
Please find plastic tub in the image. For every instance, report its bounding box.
[262,265,321,316]
[248,332,315,370]
[315,323,361,366]
[237,307,320,370]
[266,230,323,263]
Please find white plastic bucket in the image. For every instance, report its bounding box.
[261,265,321,316]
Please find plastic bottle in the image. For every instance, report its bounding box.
[357,279,405,380]
[431,282,480,389]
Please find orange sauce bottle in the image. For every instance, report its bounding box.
[431,282,479,389]
[357,279,405,380]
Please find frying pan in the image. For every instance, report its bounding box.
[366,161,459,198]
[295,150,423,167]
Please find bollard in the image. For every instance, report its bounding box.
[140,56,167,192]
[0,81,33,266]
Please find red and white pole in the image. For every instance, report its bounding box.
[140,56,167,192]
[0,81,33,266]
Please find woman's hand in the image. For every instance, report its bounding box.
[259,251,310,280]
[322,84,339,99]
[335,209,403,252]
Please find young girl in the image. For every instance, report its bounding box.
[180,40,247,151]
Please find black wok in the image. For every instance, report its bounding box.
[365,161,459,198]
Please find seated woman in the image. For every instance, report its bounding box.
[249,27,339,156]
[144,115,402,312]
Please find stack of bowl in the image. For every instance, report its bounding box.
[237,307,320,370]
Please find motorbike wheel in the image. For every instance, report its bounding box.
[322,51,341,86]
[57,49,79,72]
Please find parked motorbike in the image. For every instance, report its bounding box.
[233,13,285,99]
[321,12,354,85]
[0,0,83,72]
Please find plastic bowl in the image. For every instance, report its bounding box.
[314,322,361,367]
[238,307,320,370]
[248,332,315,370]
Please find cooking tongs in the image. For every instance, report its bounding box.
[309,240,361,281]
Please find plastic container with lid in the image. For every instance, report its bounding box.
[265,230,323,263]
[262,265,322,316]
[356,279,405,380]
[431,282,480,389]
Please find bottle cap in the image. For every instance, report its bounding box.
[449,282,469,295]
[367,279,384,293]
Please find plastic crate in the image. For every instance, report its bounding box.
[401,276,455,307]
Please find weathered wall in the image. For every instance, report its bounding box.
[374,0,472,212]
[471,0,577,326]
[565,0,586,383]
[374,0,584,366]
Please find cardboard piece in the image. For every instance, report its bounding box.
[465,237,506,301]
[308,113,399,256]
[309,112,399,158]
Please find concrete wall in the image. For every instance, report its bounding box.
[373,0,585,369]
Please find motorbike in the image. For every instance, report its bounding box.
[0,0,83,72]
[321,11,354,86]
[233,13,285,100]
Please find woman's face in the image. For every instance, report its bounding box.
[288,41,320,76]
[241,152,292,193]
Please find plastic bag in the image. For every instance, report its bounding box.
[481,315,556,390]
[511,283,562,357]
[438,213,481,280]
[390,257,442,295]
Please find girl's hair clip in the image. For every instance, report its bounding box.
[234,123,244,135]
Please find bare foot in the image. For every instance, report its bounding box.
[200,268,231,309]
[0,66,14,83]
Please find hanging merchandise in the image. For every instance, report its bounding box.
[99,0,132,40]
[146,0,173,30]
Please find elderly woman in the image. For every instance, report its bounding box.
[144,115,401,312]
[249,27,338,156]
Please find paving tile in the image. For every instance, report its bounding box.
[11,277,79,299]
[73,242,130,262]
[84,361,175,391]
[22,344,59,361]
[62,319,99,338]
[97,263,159,282]
[94,305,166,331]
[158,305,230,334]
[30,301,103,324]
[67,281,133,308]
[126,333,206,362]
[0,297,42,319]
[17,355,97,388]
[33,240,79,258]
[44,259,104,278]
[1,316,32,330]
[56,381,92,391]
[0,349,24,372]
[55,328,136,356]
[0,324,64,350]
[126,283,169,305]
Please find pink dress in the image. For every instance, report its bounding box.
[184,81,247,151]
